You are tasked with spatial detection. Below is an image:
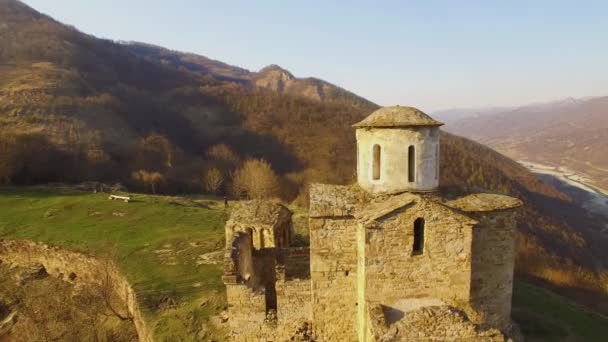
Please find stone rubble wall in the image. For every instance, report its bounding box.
[469,209,518,330]
[280,247,310,280]
[225,245,313,341]
[225,284,269,341]
[276,278,313,337]
[226,280,313,342]
[310,217,359,341]
[0,240,152,342]
[367,304,507,342]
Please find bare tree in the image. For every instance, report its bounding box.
[232,159,280,199]
[203,167,224,195]
[206,144,240,166]
[131,170,164,194]
[142,134,174,168]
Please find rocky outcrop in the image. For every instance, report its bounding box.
[0,240,152,342]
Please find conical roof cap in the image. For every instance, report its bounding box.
[353,106,443,128]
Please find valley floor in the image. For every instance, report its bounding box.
[520,160,608,223]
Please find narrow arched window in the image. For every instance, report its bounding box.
[413,218,425,255]
[408,145,415,182]
[372,144,381,180]
[435,145,439,180]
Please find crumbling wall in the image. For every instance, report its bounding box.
[224,201,293,250]
[367,304,506,342]
[469,209,518,330]
[235,232,256,285]
[0,240,152,342]
[224,284,275,341]
[276,278,312,337]
[281,247,310,279]
[364,199,475,309]
[276,247,312,337]
[310,216,359,341]
[225,277,313,341]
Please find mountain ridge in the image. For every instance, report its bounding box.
[443,95,608,190]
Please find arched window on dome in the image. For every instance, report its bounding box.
[408,145,415,183]
[435,144,439,180]
[372,144,381,180]
[413,218,425,255]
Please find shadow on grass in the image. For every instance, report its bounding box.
[0,186,85,198]
[513,279,608,342]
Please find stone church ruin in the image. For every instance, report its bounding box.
[222,106,522,341]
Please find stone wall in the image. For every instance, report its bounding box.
[224,284,270,341]
[356,127,440,193]
[276,247,312,338]
[469,209,518,330]
[225,279,312,341]
[310,216,359,341]
[277,278,312,336]
[363,199,475,311]
[280,247,310,280]
[0,240,152,342]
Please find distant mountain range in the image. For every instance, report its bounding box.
[439,96,608,190]
[1,0,608,312]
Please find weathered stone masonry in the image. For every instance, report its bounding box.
[223,106,523,341]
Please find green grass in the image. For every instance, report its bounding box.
[0,186,228,340]
[512,281,608,341]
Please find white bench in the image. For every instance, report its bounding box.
[108,195,131,203]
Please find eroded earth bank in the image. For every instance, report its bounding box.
[0,240,150,342]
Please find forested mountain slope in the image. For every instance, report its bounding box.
[0,0,607,311]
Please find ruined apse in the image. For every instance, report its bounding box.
[222,106,523,342]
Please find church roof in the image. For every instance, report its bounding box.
[353,106,443,128]
[444,193,522,212]
[227,200,292,226]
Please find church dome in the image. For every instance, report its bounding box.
[353,106,443,128]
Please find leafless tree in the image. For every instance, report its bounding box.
[206,144,240,167]
[131,170,164,194]
[142,134,174,168]
[203,167,224,194]
[232,159,280,199]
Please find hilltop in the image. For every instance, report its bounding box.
[0,0,607,315]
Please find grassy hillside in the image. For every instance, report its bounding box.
[512,281,608,341]
[1,186,608,341]
[0,186,227,340]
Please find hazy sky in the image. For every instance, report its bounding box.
[23,0,608,111]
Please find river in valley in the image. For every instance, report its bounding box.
[520,160,608,234]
